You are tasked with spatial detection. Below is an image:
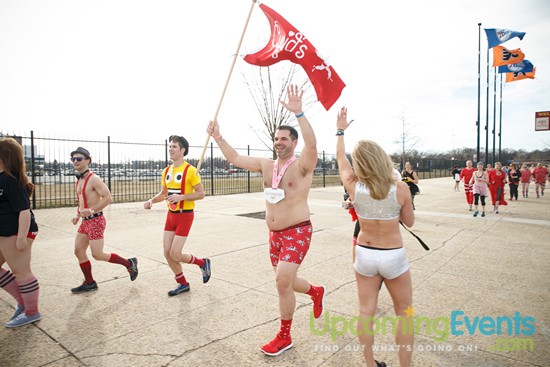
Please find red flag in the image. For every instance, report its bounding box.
[244,3,345,110]
[505,67,536,83]
[492,46,525,67]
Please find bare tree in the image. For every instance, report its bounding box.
[393,111,421,170]
[242,64,313,159]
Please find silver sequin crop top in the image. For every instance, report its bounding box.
[353,181,401,220]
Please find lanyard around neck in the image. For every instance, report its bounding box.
[272,156,296,189]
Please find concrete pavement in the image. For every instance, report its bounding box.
[1,177,549,367]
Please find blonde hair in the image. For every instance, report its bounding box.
[351,140,394,200]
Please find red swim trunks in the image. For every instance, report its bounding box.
[269,221,312,267]
[78,215,106,241]
[164,211,194,237]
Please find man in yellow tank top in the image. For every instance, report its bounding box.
[144,136,211,296]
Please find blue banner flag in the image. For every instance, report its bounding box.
[484,28,526,48]
[497,60,534,74]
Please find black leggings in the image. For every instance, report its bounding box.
[509,184,518,199]
[474,193,486,206]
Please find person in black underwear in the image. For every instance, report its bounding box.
[0,137,41,327]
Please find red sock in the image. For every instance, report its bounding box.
[108,253,131,268]
[0,268,23,306]
[279,319,292,339]
[18,276,39,316]
[189,255,205,267]
[306,284,319,297]
[175,272,188,285]
[79,260,95,284]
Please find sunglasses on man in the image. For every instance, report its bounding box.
[70,157,85,162]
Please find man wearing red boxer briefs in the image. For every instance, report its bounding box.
[144,136,211,297]
[459,160,476,211]
[70,147,139,293]
[207,85,326,357]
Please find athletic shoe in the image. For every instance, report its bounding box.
[5,312,41,328]
[375,361,387,367]
[473,211,478,217]
[127,257,138,281]
[312,285,326,319]
[200,258,211,284]
[481,212,485,217]
[469,205,472,211]
[168,283,190,297]
[71,281,98,294]
[260,334,293,356]
[9,304,25,322]
[495,210,499,214]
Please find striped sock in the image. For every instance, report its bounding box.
[189,255,205,267]
[0,268,23,306]
[175,272,188,285]
[18,276,40,316]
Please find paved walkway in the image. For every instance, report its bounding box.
[1,177,548,367]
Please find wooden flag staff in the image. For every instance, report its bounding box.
[196,0,257,171]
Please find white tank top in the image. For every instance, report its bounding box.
[353,182,401,220]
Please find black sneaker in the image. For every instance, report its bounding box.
[127,257,138,281]
[168,283,190,297]
[71,281,98,294]
[200,258,211,284]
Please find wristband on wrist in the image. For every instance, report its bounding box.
[336,129,345,136]
[213,134,223,143]
[295,112,304,118]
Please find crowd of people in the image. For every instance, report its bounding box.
[3,87,547,366]
[1,86,420,367]
[455,160,549,217]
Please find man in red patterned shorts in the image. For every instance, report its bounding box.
[207,85,325,357]
[460,160,476,211]
[70,147,139,293]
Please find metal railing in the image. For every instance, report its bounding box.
[1,131,455,209]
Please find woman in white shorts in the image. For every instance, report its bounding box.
[336,108,415,367]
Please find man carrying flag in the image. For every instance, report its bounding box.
[206,85,326,356]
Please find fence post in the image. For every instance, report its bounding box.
[247,145,251,193]
[107,136,112,190]
[30,131,36,209]
[322,151,326,187]
[210,142,214,196]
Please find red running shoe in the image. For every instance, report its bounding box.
[312,285,326,319]
[260,334,293,356]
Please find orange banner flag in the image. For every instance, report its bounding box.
[493,46,525,67]
[505,67,536,83]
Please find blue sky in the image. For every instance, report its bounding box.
[1,0,549,158]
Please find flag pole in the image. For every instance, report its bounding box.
[476,23,481,163]
[196,0,257,172]
[492,66,497,165]
[485,47,490,165]
[498,73,503,162]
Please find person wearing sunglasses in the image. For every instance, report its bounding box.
[70,147,139,293]
[143,136,210,297]
[0,137,41,327]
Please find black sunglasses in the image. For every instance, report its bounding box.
[70,157,84,162]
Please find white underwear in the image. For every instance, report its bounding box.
[354,246,409,280]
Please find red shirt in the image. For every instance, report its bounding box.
[460,167,476,185]
[519,168,532,183]
[489,170,507,188]
[533,166,548,184]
